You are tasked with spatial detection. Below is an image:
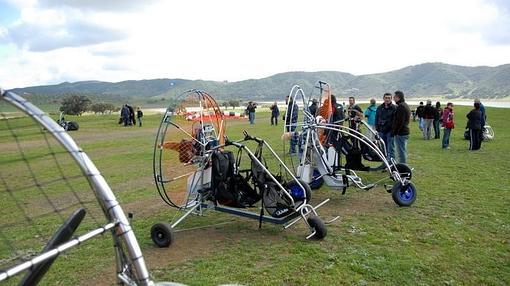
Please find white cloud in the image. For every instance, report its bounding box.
[0,0,509,89]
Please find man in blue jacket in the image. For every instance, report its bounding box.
[364,98,377,141]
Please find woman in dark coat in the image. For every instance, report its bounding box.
[466,102,483,150]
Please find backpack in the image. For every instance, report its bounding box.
[212,150,235,205]
[212,150,260,207]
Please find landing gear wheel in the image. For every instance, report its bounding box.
[287,179,312,203]
[393,163,412,180]
[391,181,417,207]
[307,215,327,240]
[309,169,324,190]
[151,223,174,248]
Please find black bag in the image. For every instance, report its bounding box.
[464,129,470,140]
[345,146,370,171]
[332,136,352,156]
[67,121,79,131]
[262,182,292,218]
[212,150,260,207]
[361,144,382,162]
[212,150,236,205]
[231,174,260,207]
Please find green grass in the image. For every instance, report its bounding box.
[1,105,509,285]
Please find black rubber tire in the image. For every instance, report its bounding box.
[287,179,312,204]
[307,215,327,240]
[309,169,324,190]
[393,163,412,180]
[391,181,417,207]
[151,223,174,248]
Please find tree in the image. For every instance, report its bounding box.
[228,100,240,110]
[103,103,116,114]
[90,103,116,114]
[222,101,229,109]
[90,103,107,114]
[59,95,91,115]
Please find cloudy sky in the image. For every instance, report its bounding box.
[0,0,509,89]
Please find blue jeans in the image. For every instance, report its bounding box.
[249,112,255,124]
[137,117,142,127]
[394,134,409,164]
[442,128,451,148]
[378,131,394,160]
[287,125,297,153]
[433,119,441,138]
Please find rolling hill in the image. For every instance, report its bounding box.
[8,62,510,104]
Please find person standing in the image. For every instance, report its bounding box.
[270,101,280,125]
[347,96,363,130]
[441,102,454,149]
[416,102,425,131]
[474,98,487,128]
[246,101,257,124]
[136,107,143,127]
[392,90,411,164]
[364,98,377,141]
[433,101,443,139]
[284,95,299,154]
[126,104,136,126]
[375,93,396,160]
[308,98,318,118]
[422,100,435,140]
[121,104,130,126]
[467,102,483,150]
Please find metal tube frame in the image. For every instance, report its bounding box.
[1,89,153,285]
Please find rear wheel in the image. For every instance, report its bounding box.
[307,215,327,239]
[391,181,417,207]
[151,223,174,248]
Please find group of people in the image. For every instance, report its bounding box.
[372,91,411,163]
[280,91,411,164]
[282,90,490,167]
[414,99,487,150]
[120,104,143,127]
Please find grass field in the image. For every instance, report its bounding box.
[1,104,509,286]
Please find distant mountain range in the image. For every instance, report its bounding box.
[9,62,510,104]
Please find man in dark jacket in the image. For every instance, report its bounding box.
[121,104,130,126]
[308,99,318,118]
[422,100,435,140]
[270,101,280,125]
[375,93,396,160]
[433,101,442,139]
[467,102,483,150]
[416,102,424,131]
[392,90,411,164]
[474,98,486,128]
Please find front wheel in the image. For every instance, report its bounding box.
[307,215,327,239]
[151,223,174,248]
[391,181,417,207]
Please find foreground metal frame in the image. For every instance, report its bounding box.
[0,89,153,285]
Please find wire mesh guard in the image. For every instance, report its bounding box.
[154,90,225,209]
[0,91,151,285]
